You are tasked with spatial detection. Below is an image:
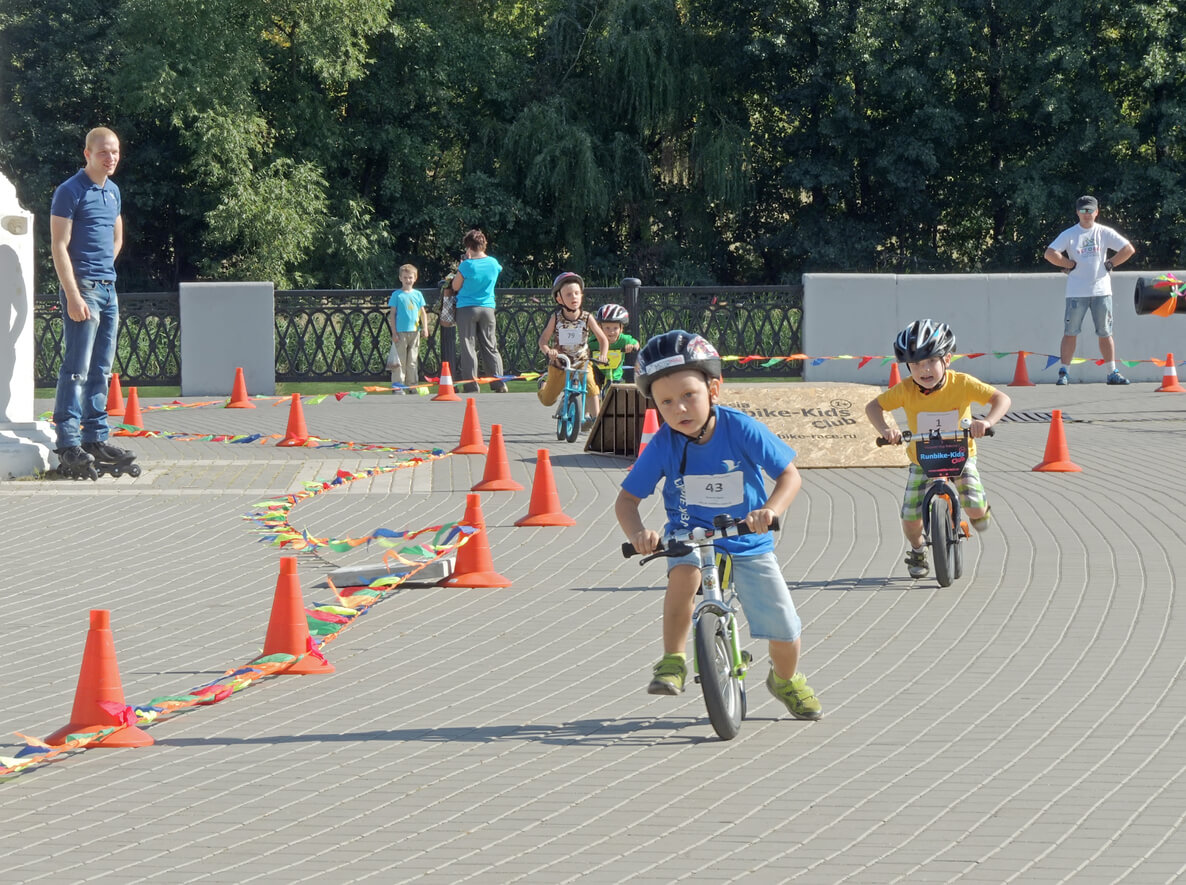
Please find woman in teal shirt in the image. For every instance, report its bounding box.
[450,229,508,393]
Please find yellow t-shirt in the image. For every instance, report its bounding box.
[876,370,998,464]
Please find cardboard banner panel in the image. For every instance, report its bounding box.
[717,384,906,469]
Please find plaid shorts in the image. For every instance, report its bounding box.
[900,457,987,521]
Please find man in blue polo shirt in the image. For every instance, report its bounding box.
[50,127,129,474]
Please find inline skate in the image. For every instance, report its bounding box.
[82,440,142,478]
[55,445,99,481]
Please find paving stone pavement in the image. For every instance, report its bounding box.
[1,382,1184,884]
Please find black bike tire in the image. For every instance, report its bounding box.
[564,395,580,443]
[694,612,743,741]
[931,496,955,588]
[953,523,964,579]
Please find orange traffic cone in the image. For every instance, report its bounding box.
[106,373,125,417]
[432,361,462,402]
[276,394,311,446]
[637,408,660,459]
[1009,351,1035,387]
[45,610,154,747]
[515,449,576,527]
[888,362,901,387]
[121,387,143,430]
[452,398,488,454]
[1033,409,1082,472]
[472,424,524,491]
[261,557,334,674]
[226,367,256,408]
[440,494,511,588]
[1156,353,1186,392]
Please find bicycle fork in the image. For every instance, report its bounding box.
[691,551,751,683]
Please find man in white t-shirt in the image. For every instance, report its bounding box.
[1043,195,1136,385]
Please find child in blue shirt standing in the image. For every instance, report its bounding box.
[387,264,429,392]
[615,330,822,720]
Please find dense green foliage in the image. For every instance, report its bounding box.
[3,0,1185,291]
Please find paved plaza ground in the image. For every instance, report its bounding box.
[1,380,1184,883]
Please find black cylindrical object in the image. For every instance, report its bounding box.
[1134,276,1186,315]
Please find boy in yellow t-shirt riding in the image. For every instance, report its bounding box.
[864,319,1011,579]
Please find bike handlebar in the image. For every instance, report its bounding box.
[552,353,609,370]
[621,516,780,560]
[876,427,995,447]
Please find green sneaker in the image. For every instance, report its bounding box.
[647,654,687,695]
[766,669,822,720]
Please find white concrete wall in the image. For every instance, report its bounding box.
[803,272,1186,384]
[180,282,276,396]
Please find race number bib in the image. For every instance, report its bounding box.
[558,327,583,346]
[915,409,960,436]
[684,472,744,508]
[607,350,623,369]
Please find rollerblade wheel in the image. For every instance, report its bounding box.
[127,463,142,477]
[110,466,123,478]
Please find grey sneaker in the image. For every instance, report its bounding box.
[1056,368,1069,386]
[905,548,929,578]
[1106,370,1130,385]
[766,669,822,720]
[970,505,992,533]
[647,654,687,695]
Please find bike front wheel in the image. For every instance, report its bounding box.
[694,612,743,740]
[564,395,581,442]
[930,496,955,588]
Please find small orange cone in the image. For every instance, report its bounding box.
[471,424,524,491]
[515,449,576,527]
[452,398,488,454]
[888,362,901,387]
[1009,351,1035,387]
[226,367,256,408]
[261,557,334,674]
[1156,353,1186,393]
[276,394,311,446]
[637,408,660,459]
[432,360,462,402]
[440,494,511,588]
[45,610,154,747]
[121,387,143,429]
[1033,409,1082,472]
[106,373,125,417]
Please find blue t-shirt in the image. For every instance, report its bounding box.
[456,256,502,308]
[621,405,795,555]
[388,288,426,333]
[50,169,121,281]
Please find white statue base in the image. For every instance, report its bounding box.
[0,422,55,478]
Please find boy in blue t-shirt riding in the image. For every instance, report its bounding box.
[615,330,822,720]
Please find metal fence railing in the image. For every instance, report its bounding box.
[34,281,802,387]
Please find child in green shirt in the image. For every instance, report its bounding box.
[592,303,640,387]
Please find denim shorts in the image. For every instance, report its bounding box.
[667,549,802,642]
[900,458,986,521]
[1064,295,1113,337]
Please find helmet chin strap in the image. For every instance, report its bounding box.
[679,405,716,473]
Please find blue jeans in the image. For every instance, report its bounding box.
[53,280,118,448]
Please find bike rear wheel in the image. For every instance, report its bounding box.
[564,394,581,442]
[930,496,955,588]
[694,612,743,740]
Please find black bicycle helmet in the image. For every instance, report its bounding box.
[893,319,956,363]
[551,272,584,298]
[634,330,722,399]
[596,303,629,325]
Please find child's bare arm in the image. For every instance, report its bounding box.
[616,489,660,554]
[419,307,429,339]
[865,398,902,443]
[538,316,557,358]
[969,390,1012,438]
[588,318,610,363]
[747,463,801,533]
